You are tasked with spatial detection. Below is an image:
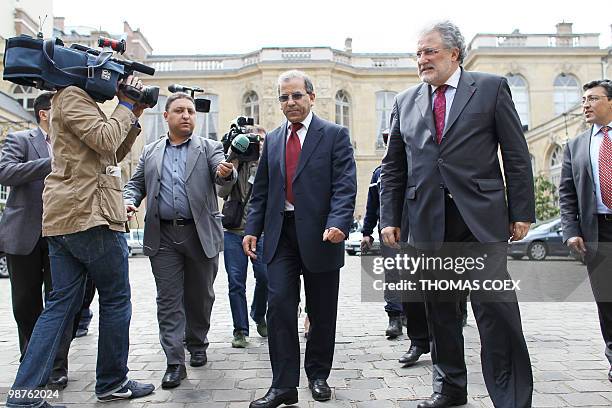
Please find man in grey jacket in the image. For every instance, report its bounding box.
[124,92,236,389]
[560,79,612,382]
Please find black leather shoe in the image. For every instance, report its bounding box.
[398,345,429,366]
[385,315,403,338]
[249,388,298,408]
[161,364,187,389]
[309,379,331,402]
[47,375,68,390]
[190,350,207,367]
[417,393,467,408]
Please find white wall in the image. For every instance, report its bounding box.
[0,0,18,39]
[14,0,53,37]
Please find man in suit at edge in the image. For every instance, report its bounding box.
[124,92,236,389]
[379,21,535,408]
[560,79,612,382]
[0,92,77,389]
[243,70,357,408]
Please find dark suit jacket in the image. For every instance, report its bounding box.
[559,128,602,257]
[123,135,236,258]
[0,128,52,255]
[245,114,357,272]
[380,69,535,247]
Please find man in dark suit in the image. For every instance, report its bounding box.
[243,70,357,408]
[380,21,535,408]
[124,92,236,389]
[560,79,612,382]
[0,92,75,390]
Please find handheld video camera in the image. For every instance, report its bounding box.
[3,34,159,106]
[221,116,262,163]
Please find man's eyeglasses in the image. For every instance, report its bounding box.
[415,48,447,59]
[582,95,611,105]
[278,92,309,103]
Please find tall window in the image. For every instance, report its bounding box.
[506,74,530,130]
[243,91,259,124]
[335,90,350,130]
[549,144,564,194]
[375,91,397,149]
[197,94,219,140]
[142,95,168,145]
[12,85,37,112]
[0,185,9,204]
[553,74,580,115]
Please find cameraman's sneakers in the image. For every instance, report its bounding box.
[232,332,248,348]
[97,380,154,402]
[256,321,268,338]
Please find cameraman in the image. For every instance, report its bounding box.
[6,75,154,408]
[218,125,268,348]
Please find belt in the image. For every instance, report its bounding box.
[599,214,612,222]
[160,218,194,226]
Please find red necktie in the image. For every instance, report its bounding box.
[434,85,448,144]
[285,122,303,204]
[599,126,612,210]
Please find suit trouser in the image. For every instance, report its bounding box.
[7,237,78,378]
[586,217,612,364]
[381,243,430,348]
[421,196,532,408]
[150,223,217,365]
[267,214,340,388]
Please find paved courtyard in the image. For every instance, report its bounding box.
[1,254,611,407]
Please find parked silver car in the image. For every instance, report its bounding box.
[507,218,571,261]
[125,229,144,256]
[346,229,381,256]
[0,251,8,278]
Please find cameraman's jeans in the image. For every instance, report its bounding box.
[381,243,403,316]
[6,226,132,408]
[223,231,267,336]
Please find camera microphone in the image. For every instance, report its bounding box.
[227,134,251,162]
[168,84,204,93]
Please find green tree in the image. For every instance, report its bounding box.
[534,175,560,221]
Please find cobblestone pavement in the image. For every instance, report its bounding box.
[1,255,611,407]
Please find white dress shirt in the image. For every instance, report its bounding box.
[40,127,53,158]
[284,111,313,210]
[589,121,612,214]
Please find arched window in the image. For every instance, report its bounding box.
[506,74,530,130]
[335,90,350,130]
[243,91,259,124]
[197,94,219,140]
[375,91,397,149]
[553,74,581,115]
[549,144,564,192]
[11,85,37,112]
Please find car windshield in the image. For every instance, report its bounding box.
[532,219,559,232]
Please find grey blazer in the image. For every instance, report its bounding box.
[123,135,236,258]
[559,128,601,258]
[0,128,52,255]
[380,69,535,247]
